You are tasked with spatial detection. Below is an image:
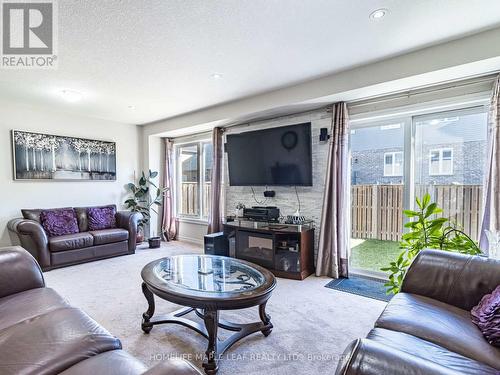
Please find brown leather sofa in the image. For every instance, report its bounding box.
[0,246,202,375]
[7,205,141,271]
[336,250,500,375]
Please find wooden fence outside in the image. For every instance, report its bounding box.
[351,184,483,242]
[180,182,211,217]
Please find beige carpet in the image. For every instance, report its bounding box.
[44,242,386,374]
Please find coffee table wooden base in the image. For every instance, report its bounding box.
[141,283,273,375]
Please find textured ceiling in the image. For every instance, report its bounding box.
[1,0,500,125]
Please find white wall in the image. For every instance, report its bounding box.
[0,100,140,246]
[178,221,207,246]
[146,135,163,238]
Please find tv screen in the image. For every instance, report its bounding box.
[226,122,312,186]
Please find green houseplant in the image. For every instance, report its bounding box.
[381,193,482,295]
[124,170,167,244]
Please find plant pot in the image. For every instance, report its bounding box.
[148,236,161,249]
[136,228,145,244]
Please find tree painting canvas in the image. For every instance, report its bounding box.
[12,130,116,181]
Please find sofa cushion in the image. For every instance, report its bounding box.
[59,350,147,375]
[40,209,79,237]
[471,285,500,347]
[0,306,121,375]
[49,232,94,252]
[89,228,129,245]
[74,205,116,232]
[87,206,116,231]
[375,292,500,370]
[367,327,499,374]
[0,288,69,331]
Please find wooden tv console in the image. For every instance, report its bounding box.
[223,219,315,280]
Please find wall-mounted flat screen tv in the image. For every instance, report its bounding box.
[226,122,312,186]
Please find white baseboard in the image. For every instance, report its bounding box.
[178,235,204,246]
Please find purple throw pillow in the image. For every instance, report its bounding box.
[471,285,500,347]
[40,209,79,237]
[87,206,116,231]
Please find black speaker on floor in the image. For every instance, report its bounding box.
[204,232,229,257]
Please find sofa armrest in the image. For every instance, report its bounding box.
[116,211,142,252]
[7,218,51,269]
[143,359,203,375]
[336,339,461,375]
[0,246,45,298]
[400,249,500,310]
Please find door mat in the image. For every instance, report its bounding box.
[325,275,393,302]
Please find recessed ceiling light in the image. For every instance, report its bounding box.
[370,8,388,20]
[59,89,83,102]
[128,105,136,110]
[210,73,223,79]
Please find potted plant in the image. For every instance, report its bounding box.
[381,193,482,295]
[236,202,245,217]
[124,170,167,247]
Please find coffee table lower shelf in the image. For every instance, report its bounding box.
[141,285,273,375]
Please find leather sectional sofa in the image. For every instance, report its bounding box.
[8,205,141,271]
[0,246,201,375]
[335,250,500,375]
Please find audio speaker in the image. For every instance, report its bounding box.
[319,128,330,142]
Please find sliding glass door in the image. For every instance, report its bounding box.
[414,108,488,242]
[349,104,488,278]
[350,118,408,276]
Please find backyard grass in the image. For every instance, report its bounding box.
[350,239,401,275]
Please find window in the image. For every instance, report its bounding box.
[383,151,403,176]
[429,148,453,175]
[202,143,213,218]
[175,141,212,220]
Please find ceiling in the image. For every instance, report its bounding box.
[2,0,500,125]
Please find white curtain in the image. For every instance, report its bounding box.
[480,75,500,254]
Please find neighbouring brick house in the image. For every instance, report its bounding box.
[351,112,487,186]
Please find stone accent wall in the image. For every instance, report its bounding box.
[224,108,331,255]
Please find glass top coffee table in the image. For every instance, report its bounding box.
[141,254,276,374]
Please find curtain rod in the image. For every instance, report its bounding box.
[347,73,497,109]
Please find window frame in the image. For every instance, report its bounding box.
[174,139,212,222]
[428,148,454,176]
[383,151,404,177]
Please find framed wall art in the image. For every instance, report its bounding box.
[12,130,116,181]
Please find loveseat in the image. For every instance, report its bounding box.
[336,250,500,375]
[8,205,141,271]
[0,246,201,375]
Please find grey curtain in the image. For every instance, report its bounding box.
[316,102,350,278]
[161,138,177,241]
[480,75,500,253]
[207,127,224,234]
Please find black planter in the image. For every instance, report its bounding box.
[148,236,161,249]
